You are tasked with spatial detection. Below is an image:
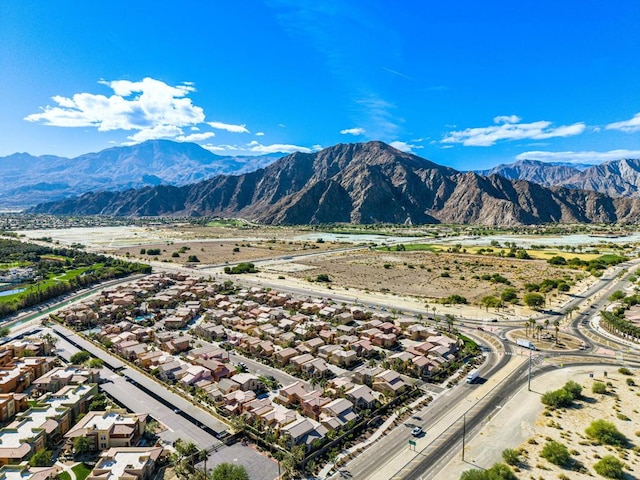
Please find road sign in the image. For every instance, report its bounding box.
[408,440,416,447]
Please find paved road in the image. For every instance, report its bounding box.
[343,341,511,480]
[49,326,281,480]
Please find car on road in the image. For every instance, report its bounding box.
[411,427,423,437]
[173,408,181,414]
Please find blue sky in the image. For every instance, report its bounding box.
[2,1,640,170]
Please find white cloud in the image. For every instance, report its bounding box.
[126,124,184,143]
[442,119,586,147]
[389,141,421,152]
[248,141,313,154]
[493,115,521,124]
[24,77,254,146]
[340,127,366,135]
[207,121,249,133]
[606,113,640,133]
[255,132,265,136]
[200,141,318,156]
[26,78,205,135]
[175,132,215,142]
[515,149,640,164]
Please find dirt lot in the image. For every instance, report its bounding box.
[442,366,640,479]
[268,250,582,304]
[514,370,640,479]
[112,237,343,265]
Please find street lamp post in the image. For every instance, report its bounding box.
[527,348,532,391]
[462,413,466,461]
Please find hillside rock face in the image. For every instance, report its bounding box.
[29,141,640,226]
[479,159,583,186]
[482,157,640,199]
[560,159,640,198]
[0,140,278,206]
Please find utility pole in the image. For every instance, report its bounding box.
[462,413,466,461]
[528,348,532,391]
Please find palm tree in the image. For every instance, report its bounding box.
[40,333,58,354]
[553,319,560,344]
[444,313,455,333]
[535,324,544,340]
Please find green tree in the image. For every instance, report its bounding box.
[481,296,501,311]
[523,293,545,309]
[500,288,518,303]
[70,351,91,364]
[540,440,571,467]
[29,449,53,467]
[89,393,109,410]
[210,463,249,480]
[0,326,10,338]
[88,358,104,368]
[593,455,625,479]
[170,440,201,479]
[73,436,92,456]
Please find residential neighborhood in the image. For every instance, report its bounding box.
[0,335,166,480]
[51,273,469,460]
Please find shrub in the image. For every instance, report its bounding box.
[541,388,574,409]
[562,381,583,400]
[187,255,200,263]
[440,294,468,305]
[315,274,331,283]
[500,288,518,302]
[585,419,627,447]
[626,378,635,386]
[592,381,607,394]
[224,263,257,274]
[541,440,571,467]
[593,455,625,479]
[618,367,632,376]
[460,463,517,480]
[501,448,520,466]
[547,256,567,265]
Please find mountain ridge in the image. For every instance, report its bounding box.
[480,157,640,198]
[28,141,640,226]
[0,140,282,207]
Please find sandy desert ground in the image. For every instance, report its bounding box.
[442,366,640,479]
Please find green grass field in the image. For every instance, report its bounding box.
[72,463,92,480]
[0,266,91,304]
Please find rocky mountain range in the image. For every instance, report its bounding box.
[0,140,280,207]
[28,141,640,226]
[480,158,640,198]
